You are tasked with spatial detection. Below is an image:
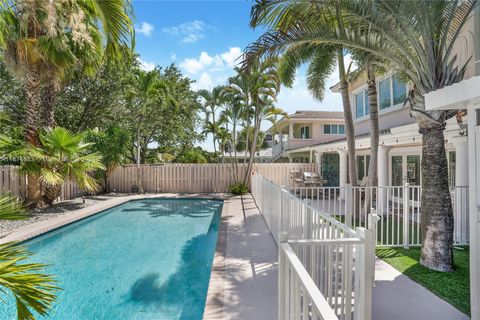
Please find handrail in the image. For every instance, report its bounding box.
[287,238,363,245]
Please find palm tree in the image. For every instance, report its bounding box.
[226,60,281,185]
[248,3,359,186]
[11,127,105,205]
[198,86,225,155]
[0,0,134,207]
[87,125,130,192]
[0,195,58,320]
[245,0,476,271]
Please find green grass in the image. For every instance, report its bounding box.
[376,247,470,315]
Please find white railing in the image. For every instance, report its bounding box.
[288,184,469,247]
[252,174,376,320]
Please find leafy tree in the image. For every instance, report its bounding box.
[0,0,134,207]
[176,149,207,164]
[0,195,58,320]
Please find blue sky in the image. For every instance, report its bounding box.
[132,0,344,150]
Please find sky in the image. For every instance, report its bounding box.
[132,0,344,150]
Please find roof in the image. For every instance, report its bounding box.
[288,110,344,119]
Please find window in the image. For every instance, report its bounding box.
[355,89,370,118]
[356,155,370,180]
[300,126,310,139]
[324,124,345,135]
[379,78,391,110]
[393,75,407,105]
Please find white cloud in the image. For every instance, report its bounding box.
[192,72,213,91]
[170,53,177,62]
[138,58,156,71]
[179,51,224,74]
[163,20,207,44]
[220,47,242,68]
[135,22,154,37]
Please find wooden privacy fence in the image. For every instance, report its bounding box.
[107,163,317,193]
[0,165,88,201]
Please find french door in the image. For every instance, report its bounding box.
[391,154,421,202]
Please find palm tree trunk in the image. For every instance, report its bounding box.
[337,48,357,186]
[136,128,144,193]
[43,81,57,128]
[244,121,250,163]
[24,66,42,208]
[244,115,259,186]
[367,65,379,187]
[419,126,454,272]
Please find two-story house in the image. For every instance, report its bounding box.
[265,110,346,163]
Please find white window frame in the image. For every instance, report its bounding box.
[323,124,345,135]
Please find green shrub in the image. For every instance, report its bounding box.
[229,183,249,195]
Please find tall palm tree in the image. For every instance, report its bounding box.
[248,3,359,186]
[226,60,281,185]
[0,195,58,320]
[198,85,225,155]
[244,0,476,271]
[0,0,134,207]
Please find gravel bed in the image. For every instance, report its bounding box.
[0,193,131,236]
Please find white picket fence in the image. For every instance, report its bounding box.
[107,163,316,193]
[290,184,469,247]
[0,165,87,201]
[252,174,377,320]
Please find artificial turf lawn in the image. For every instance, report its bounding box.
[376,247,470,315]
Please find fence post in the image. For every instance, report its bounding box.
[345,183,353,227]
[368,211,380,284]
[403,183,410,249]
[354,227,373,320]
[278,232,289,320]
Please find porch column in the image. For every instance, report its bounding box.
[289,122,294,139]
[378,146,391,213]
[453,137,469,187]
[315,151,323,175]
[338,149,348,199]
[452,137,469,243]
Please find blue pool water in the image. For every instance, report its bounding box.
[0,198,223,320]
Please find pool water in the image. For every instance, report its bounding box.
[0,198,223,320]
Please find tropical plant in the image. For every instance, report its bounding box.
[8,127,105,205]
[0,195,58,320]
[229,183,249,195]
[198,86,225,155]
[87,125,130,192]
[225,60,281,185]
[247,3,359,186]
[0,0,134,207]
[245,0,477,271]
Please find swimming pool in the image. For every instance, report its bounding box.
[0,198,223,320]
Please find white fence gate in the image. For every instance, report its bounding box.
[252,174,377,320]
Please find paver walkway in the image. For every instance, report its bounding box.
[211,194,470,320]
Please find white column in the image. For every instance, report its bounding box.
[452,137,469,243]
[377,146,391,213]
[453,137,469,187]
[338,149,348,199]
[289,122,294,139]
[315,151,323,175]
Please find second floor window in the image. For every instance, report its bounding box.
[378,74,407,111]
[300,126,310,139]
[355,89,370,118]
[324,124,345,134]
